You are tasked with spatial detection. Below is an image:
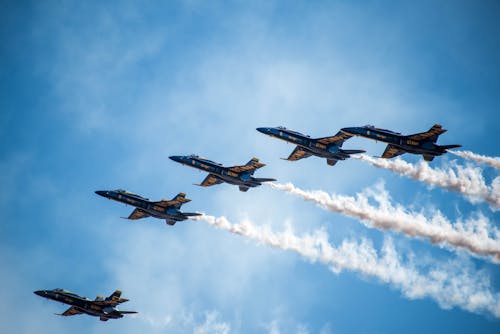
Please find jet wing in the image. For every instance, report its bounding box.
[199,174,224,187]
[284,146,312,161]
[154,193,191,208]
[128,208,149,220]
[316,131,353,146]
[94,290,128,306]
[407,124,446,142]
[228,158,265,173]
[59,306,83,317]
[381,144,406,159]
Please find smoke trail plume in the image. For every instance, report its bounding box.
[267,182,500,262]
[353,155,499,208]
[195,214,500,318]
[450,150,500,169]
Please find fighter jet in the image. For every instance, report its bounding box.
[34,288,136,321]
[169,155,276,192]
[341,124,461,161]
[257,126,365,166]
[95,189,201,225]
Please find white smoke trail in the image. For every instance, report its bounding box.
[195,214,500,318]
[353,154,499,208]
[450,150,500,169]
[267,182,500,262]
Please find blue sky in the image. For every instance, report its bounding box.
[1,1,499,333]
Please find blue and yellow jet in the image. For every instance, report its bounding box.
[34,289,137,321]
[95,190,201,225]
[169,155,276,192]
[257,126,365,166]
[341,124,461,161]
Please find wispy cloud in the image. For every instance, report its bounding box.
[267,182,500,262]
[196,214,500,317]
[193,311,231,334]
[450,150,500,169]
[353,155,499,208]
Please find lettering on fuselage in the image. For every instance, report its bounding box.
[406,140,419,146]
[315,143,326,149]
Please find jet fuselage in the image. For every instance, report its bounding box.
[34,289,130,320]
[341,126,460,158]
[169,155,275,189]
[257,127,360,160]
[95,190,194,223]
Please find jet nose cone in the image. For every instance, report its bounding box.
[256,127,269,134]
[95,190,108,197]
[169,155,184,163]
[34,290,45,297]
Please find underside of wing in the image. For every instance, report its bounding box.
[199,174,224,187]
[407,124,446,142]
[284,146,312,161]
[128,208,150,220]
[381,144,406,159]
[316,131,352,146]
[60,306,83,316]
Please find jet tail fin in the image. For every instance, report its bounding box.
[105,290,129,304]
[326,159,338,166]
[246,157,260,166]
[423,154,435,162]
[407,124,447,143]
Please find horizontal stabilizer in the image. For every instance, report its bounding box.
[439,144,462,150]
[119,311,138,314]
[340,149,366,155]
[253,177,276,182]
[182,212,202,217]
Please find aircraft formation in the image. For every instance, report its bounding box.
[35,123,460,321]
